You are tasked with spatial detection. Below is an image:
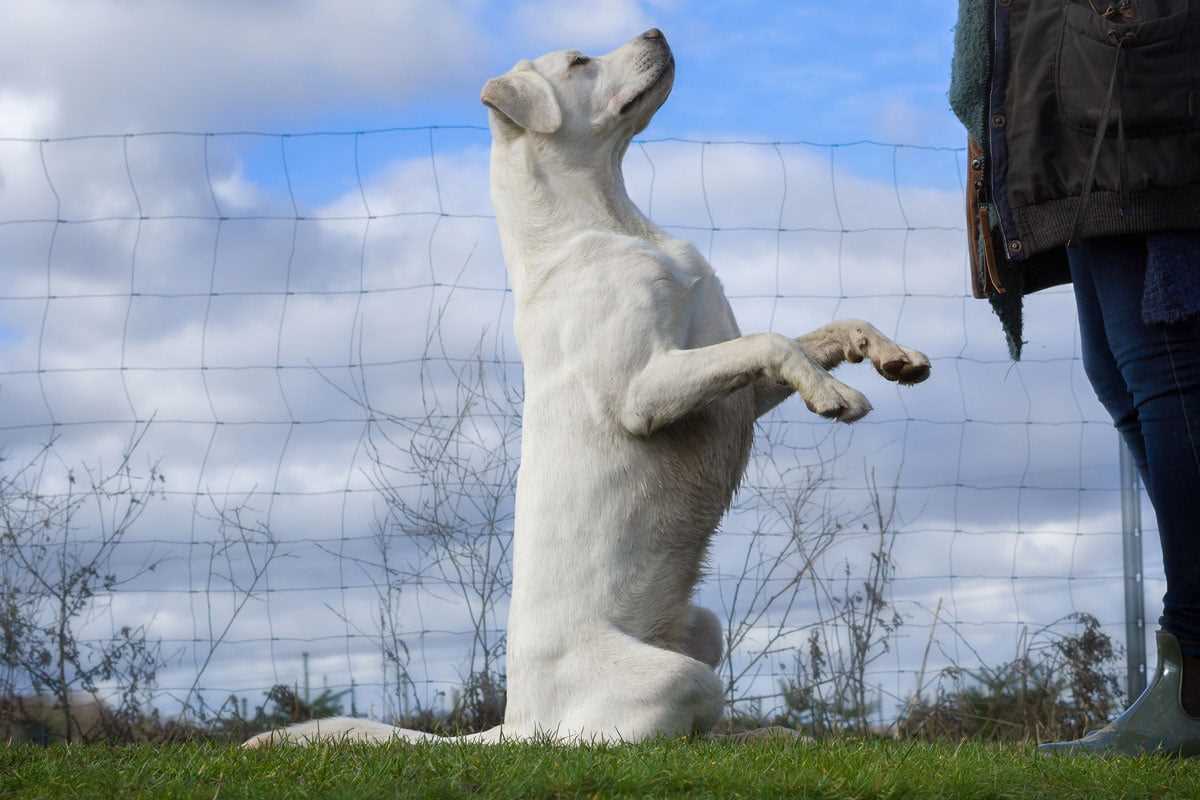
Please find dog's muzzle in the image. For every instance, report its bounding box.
[620,33,674,116]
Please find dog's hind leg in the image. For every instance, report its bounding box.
[682,604,723,668]
[576,636,725,741]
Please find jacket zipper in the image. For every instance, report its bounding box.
[974,0,1007,294]
[985,0,1018,261]
[982,1,994,153]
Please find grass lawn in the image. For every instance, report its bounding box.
[3,737,1200,799]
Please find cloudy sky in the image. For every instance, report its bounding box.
[0,0,1153,724]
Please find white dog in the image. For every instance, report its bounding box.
[244,28,929,748]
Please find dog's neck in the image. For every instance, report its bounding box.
[490,125,657,296]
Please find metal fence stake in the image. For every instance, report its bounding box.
[1120,436,1148,701]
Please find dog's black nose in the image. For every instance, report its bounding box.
[643,28,664,40]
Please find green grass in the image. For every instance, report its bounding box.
[3,738,1200,799]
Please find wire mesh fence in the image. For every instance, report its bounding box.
[0,125,1159,735]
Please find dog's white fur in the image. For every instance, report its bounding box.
[243,29,929,748]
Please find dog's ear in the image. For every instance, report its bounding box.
[481,66,562,135]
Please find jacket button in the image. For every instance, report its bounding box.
[1008,240,1023,253]
[992,113,1007,128]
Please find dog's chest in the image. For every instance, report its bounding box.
[652,386,755,504]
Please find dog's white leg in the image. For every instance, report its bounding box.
[796,320,930,384]
[620,333,870,436]
[751,321,931,420]
[241,718,506,748]
[242,718,427,747]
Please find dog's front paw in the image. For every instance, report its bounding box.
[874,347,931,385]
[805,378,872,423]
[850,324,931,385]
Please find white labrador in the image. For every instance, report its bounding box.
[244,28,929,748]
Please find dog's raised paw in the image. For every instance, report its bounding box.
[806,379,872,423]
[894,349,931,385]
[869,342,931,385]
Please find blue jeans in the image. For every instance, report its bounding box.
[1069,235,1200,656]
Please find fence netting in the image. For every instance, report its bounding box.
[0,126,1159,732]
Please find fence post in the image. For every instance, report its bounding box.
[1120,437,1147,701]
[303,651,311,704]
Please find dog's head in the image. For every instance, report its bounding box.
[481,28,674,153]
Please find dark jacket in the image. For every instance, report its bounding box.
[951,0,1200,358]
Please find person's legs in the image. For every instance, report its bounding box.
[1070,235,1200,661]
[1067,237,1151,486]
[1038,235,1200,755]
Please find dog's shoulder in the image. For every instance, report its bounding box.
[656,237,714,290]
[561,230,712,289]
[515,231,714,361]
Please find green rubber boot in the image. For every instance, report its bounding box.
[1038,630,1200,757]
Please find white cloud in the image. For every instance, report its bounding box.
[512,0,656,50]
[0,90,59,139]
[1,1,489,136]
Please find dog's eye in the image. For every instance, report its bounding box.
[569,55,591,68]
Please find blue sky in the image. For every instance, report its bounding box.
[244,2,964,199]
[1,1,966,206]
[193,1,965,235]
[515,2,961,145]
[318,2,963,144]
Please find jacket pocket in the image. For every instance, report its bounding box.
[1057,0,1196,135]
[966,137,1006,299]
